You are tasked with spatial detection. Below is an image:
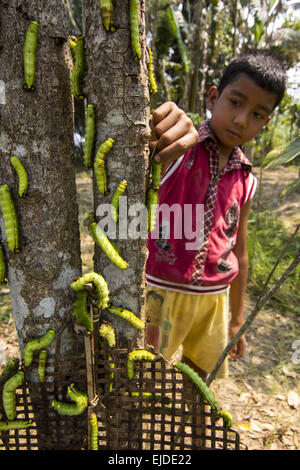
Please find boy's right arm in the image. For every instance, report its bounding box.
[150,102,199,174]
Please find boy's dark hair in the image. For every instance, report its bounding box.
[218,50,286,109]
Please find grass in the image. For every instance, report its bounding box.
[247,209,300,315]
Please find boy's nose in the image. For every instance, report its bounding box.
[233,112,247,128]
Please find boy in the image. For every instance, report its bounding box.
[145,50,286,384]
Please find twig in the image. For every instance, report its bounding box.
[206,248,300,386]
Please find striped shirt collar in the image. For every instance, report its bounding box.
[198,119,252,174]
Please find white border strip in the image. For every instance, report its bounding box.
[244,173,257,203]
[160,155,185,186]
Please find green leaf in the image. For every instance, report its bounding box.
[263,136,300,168]
[167,6,192,73]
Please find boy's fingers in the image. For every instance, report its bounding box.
[149,101,198,171]
[151,101,177,128]
[155,131,198,170]
[153,106,185,138]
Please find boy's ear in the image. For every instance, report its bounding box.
[206,86,219,112]
[264,116,271,126]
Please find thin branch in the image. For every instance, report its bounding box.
[206,248,300,386]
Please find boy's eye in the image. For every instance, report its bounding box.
[254,112,264,119]
[230,99,240,106]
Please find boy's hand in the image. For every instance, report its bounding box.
[229,321,246,360]
[150,102,199,173]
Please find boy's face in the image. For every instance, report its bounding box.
[206,73,278,156]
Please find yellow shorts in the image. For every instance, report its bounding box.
[145,286,229,378]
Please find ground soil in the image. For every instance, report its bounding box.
[0,165,299,451]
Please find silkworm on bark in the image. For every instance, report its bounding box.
[51,383,88,416]
[127,350,155,380]
[23,21,39,91]
[173,362,219,410]
[146,46,157,94]
[70,271,110,310]
[94,138,114,195]
[146,188,158,232]
[10,156,28,197]
[2,371,24,420]
[73,288,93,332]
[110,180,127,223]
[107,305,145,330]
[129,0,141,60]
[0,185,19,253]
[83,105,95,168]
[38,349,47,383]
[99,0,115,32]
[151,159,162,190]
[69,36,77,60]
[71,35,85,99]
[88,213,128,270]
[23,330,55,368]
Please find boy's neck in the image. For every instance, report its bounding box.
[218,151,232,171]
[207,120,235,169]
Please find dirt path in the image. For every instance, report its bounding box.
[0,166,299,450]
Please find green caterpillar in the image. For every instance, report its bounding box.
[10,156,28,197]
[69,36,77,60]
[38,349,47,383]
[71,35,85,99]
[108,354,115,392]
[151,159,162,190]
[88,213,128,270]
[129,0,141,60]
[73,288,93,332]
[0,243,6,284]
[83,105,95,168]
[107,305,145,330]
[216,409,234,429]
[125,391,152,398]
[94,138,114,195]
[23,21,39,91]
[99,0,115,32]
[99,323,116,348]
[0,185,19,253]
[23,330,55,368]
[127,349,155,380]
[2,371,24,420]
[146,188,159,232]
[146,46,157,94]
[89,412,99,450]
[51,383,88,416]
[110,180,127,223]
[0,419,32,432]
[70,271,110,310]
[173,362,219,410]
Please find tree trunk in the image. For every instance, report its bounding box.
[0,0,82,362]
[83,0,150,344]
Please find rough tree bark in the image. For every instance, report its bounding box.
[83,0,150,344]
[0,0,82,362]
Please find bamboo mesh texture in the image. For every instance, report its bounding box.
[0,321,244,451]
